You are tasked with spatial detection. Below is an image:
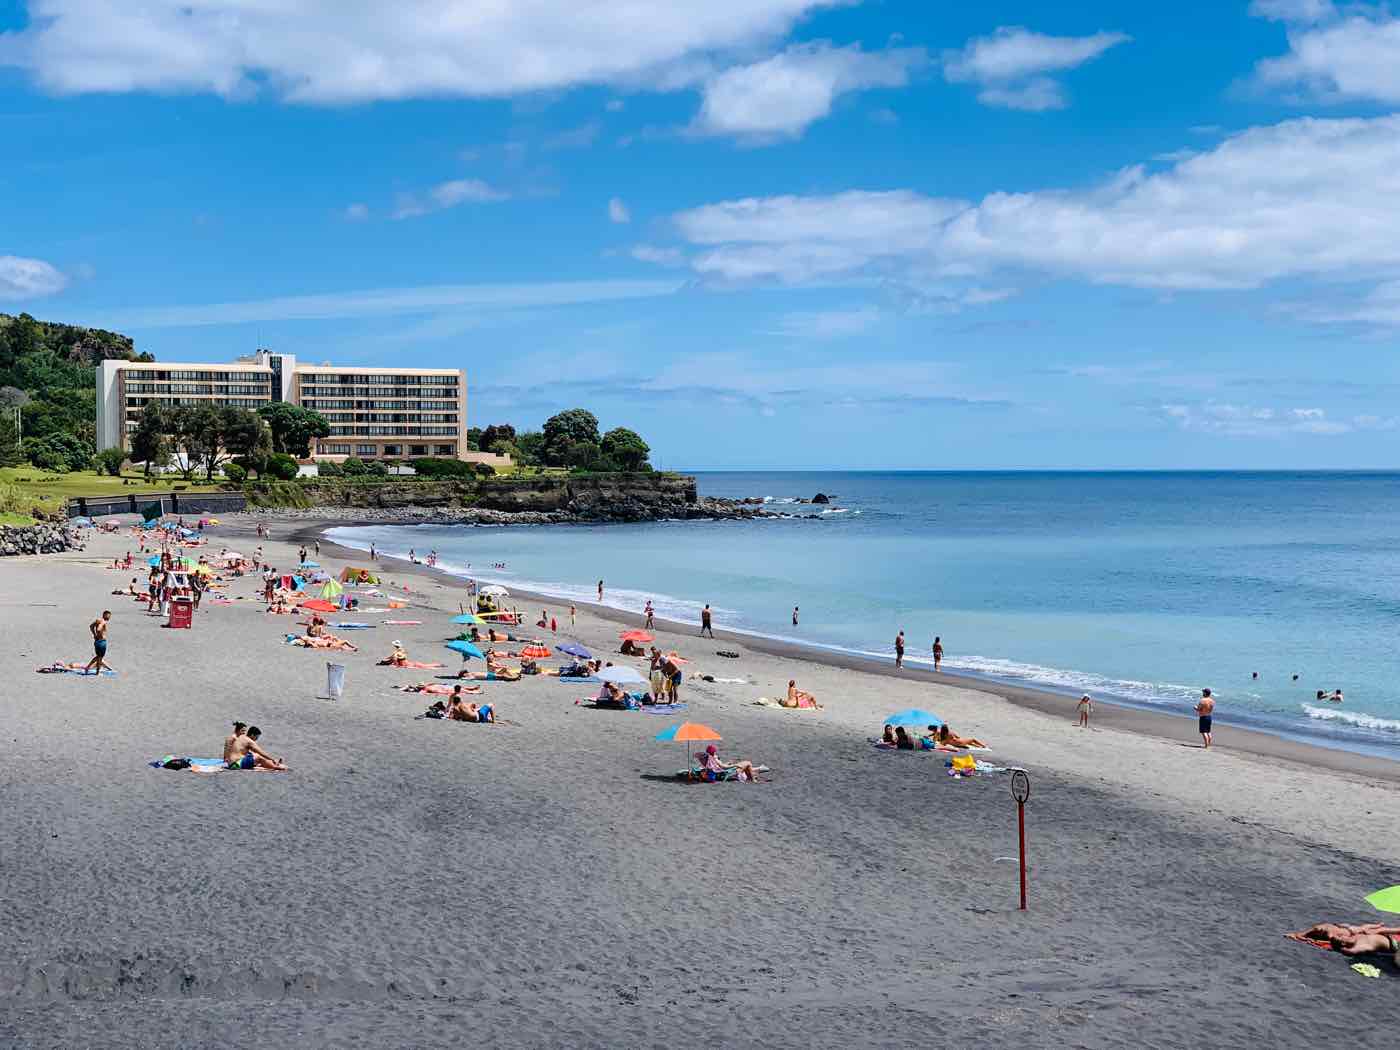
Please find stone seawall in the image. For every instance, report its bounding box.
[0,522,76,556]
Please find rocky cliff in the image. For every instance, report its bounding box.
[0,521,77,556]
[285,473,770,524]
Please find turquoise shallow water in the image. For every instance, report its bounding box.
[328,470,1400,759]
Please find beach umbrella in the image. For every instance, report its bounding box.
[480,584,510,597]
[885,709,942,727]
[71,516,94,527]
[446,640,484,659]
[619,630,654,643]
[194,564,214,577]
[521,643,551,659]
[557,642,591,660]
[598,665,646,685]
[450,613,483,625]
[319,579,344,599]
[301,598,338,613]
[1365,885,1400,914]
[654,721,723,774]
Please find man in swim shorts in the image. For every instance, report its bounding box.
[84,610,112,675]
[226,726,288,770]
[1195,688,1215,749]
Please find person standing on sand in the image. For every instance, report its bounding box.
[569,605,576,627]
[1077,694,1092,727]
[644,601,654,629]
[370,542,377,561]
[84,611,112,675]
[314,540,320,557]
[1195,689,1215,749]
[932,636,943,671]
[895,630,905,669]
[598,580,604,602]
[792,606,799,626]
[700,604,714,638]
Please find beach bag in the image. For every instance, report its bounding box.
[951,754,977,773]
[326,663,346,701]
[162,758,191,770]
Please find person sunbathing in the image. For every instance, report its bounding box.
[456,667,520,682]
[448,690,495,723]
[781,679,820,708]
[267,595,291,615]
[936,724,987,749]
[291,633,358,651]
[880,724,897,745]
[620,638,644,656]
[698,744,762,782]
[379,641,409,666]
[1290,923,1400,960]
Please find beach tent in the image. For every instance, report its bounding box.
[480,584,510,597]
[339,567,380,585]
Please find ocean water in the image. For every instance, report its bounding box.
[327,471,1400,759]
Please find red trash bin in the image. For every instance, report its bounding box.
[168,597,193,629]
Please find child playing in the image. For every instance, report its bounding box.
[1076,693,1092,728]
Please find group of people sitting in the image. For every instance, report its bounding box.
[289,613,358,651]
[222,721,288,771]
[879,723,987,750]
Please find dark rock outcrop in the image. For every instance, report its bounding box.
[0,522,77,556]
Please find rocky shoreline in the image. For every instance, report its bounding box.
[237,494,828,526]
[0,521,78,556]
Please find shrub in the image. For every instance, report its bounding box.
[341,456,368,476]
[93,446,127,477]
[474,462,495,477]
[222,462,247,485]
[316,460,342,477]
[366,460,388,476]
[267,453,300,481]
[409,456,475,479]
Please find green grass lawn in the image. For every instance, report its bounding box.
[0,468,224,525]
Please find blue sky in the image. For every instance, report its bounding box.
[5,0,1400,469]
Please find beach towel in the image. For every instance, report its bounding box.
[384,620,422,625]
[397,660,445,669]
[36,663,116,676]
[149,756,226,772]
[329,622,374,629]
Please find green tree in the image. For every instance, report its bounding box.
[541,409,599,466]
[514,430,544,467]
[93,446,126,476]
[600,427,650,471]
[479,423,516,453]
[466,427,483,451]
[129,403,169,476]
[222,462,247,485]
[341,456,367,476]
[267,453,300,480]
[258,402,331,458]
[0,411,23,467]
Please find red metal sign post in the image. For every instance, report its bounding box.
[1010,769,1031,910]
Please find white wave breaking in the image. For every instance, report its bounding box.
[1302,704,1400,734]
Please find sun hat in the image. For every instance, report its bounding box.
[393,639,403,646]
[705,744,717,754]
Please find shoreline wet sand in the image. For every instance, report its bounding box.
[301,518,1400,785]
[1,515,1397,1048]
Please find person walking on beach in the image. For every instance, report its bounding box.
[894,630,905,669]
[84,611,112,675]
[792,606,799,626]
[644,601,654,629]
[1195,689,1216,749]
[1077,693,1092,728]
[932,636,943,671]
[700,604,714,638]
[314,540,320,557]
[597,580,604,602]
[569,604,576,627]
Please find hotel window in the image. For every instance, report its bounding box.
[410,445,428,456]
[435,444,455,455]
[356,444,377,456]
[383,445,401,456]
[321,443,352,455]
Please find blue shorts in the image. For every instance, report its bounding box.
[1199,716,1213,734]
[94,640,108,656]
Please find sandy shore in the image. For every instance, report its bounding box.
[1,515,1397,1048]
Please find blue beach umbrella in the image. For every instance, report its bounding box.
[885,709,942,727]
[446,640,484,659]
[299,560,320,569]
[147,555,161,567]
[450,613,483,625]
[556,642,591,660]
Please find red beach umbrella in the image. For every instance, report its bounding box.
[620,630,654,643]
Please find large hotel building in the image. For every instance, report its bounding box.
[97,351,471,462]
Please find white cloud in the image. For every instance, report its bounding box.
[87,278,684,329]
[693,43,926,141]
[0,255,68,300]
[674,190,965,283]
[630,244,687,267]
[0,0,839,103]
[1159,401,1351,437]
[771,305,883,339]
[343,203,369,221]
[943,26,1129,111]
[392,179,508,220]
[1252,10,1400,104]
[1249,0,1335,23]
[608,197,631,224]
[656,116,1400,310]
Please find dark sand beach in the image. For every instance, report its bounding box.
[1,516,1396,1048]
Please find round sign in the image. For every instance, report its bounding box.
[1010,769,1031,803]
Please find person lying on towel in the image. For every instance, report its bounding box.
[447,690,495,723]
[1288,923,1400,962]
